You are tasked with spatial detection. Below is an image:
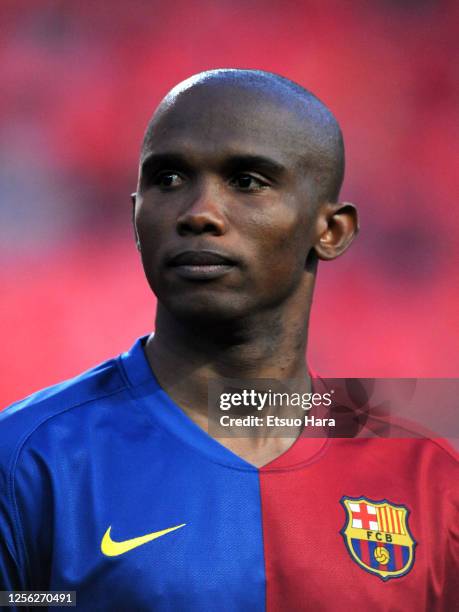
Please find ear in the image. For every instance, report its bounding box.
[131,192,141,252]
[313,201,359,261]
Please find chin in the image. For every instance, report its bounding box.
[164,293,250,325]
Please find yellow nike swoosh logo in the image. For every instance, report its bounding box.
[101,523,186,557]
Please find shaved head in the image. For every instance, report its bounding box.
[142,69,345,203]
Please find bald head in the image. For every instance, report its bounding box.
[141,69,345,204]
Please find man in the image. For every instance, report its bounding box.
[0,70,457,610]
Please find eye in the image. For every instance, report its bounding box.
[230,174,268,191]
[153,172,184,189]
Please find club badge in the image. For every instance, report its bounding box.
[340,496,416,581]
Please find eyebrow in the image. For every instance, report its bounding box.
[140,153,192,175]
[140,152,287,178]
[222,154,286,178]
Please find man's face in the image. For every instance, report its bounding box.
[135,85,320,322]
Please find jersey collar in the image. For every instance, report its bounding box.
[119,336,329,472]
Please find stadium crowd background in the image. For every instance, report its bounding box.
[1,0,458,407]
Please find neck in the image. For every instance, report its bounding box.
[145,275,315,416]
[144,277,316,467]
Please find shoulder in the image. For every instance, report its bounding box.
[337,437,459,499]
[0,354,128,473]
[0,351,134,581]
[341,436,459,465]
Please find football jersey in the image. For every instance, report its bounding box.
[0,337,458,611]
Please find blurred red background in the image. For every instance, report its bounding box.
[1,0,458,407]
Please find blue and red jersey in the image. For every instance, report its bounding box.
[0,338,458,610]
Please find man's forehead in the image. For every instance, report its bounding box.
[141,82,314,164]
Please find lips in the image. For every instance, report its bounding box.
[168,250,235,267]
[167,250,236,280]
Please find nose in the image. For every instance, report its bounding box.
[176,181,227,237]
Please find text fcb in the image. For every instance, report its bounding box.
[340,496,416,581]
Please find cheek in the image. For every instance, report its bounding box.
[135,203,170,253]
[247,206,313,274]
[135,205,169,286]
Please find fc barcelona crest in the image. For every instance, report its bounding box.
[340,496,416,581]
